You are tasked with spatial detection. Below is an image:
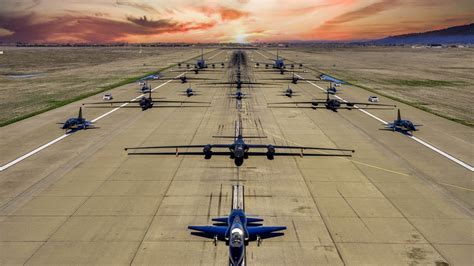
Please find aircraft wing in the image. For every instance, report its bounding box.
[188,226,227,237]
[248,152,352,157]
[268,106,328,109]
[247,226,287,237]
[125,144,231,151]
[150,100,210,103]
[85,105,208,109]
[268,101,326,105]
[247,145,354,153]
[342,102,395,107]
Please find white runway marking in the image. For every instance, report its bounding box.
[0,134,70,171]
[0,74,182,172]
[242,50,473,171]
[295,74,474,172]
[0,50,226,172]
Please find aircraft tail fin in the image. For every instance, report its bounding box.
[78,107,83,120]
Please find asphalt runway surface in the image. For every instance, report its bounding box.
[0,48,472,265]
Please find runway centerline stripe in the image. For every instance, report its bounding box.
[0,49,226,172]
[293,73,474,172]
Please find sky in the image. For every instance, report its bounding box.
[0,0,473,43]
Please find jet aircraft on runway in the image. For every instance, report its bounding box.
[125,117,354,166]
[59,107,95,132]
[265,72,319,84]
[83,90,209,111]
[181,86,199,97]
[178,49,225,71]
[281,85,299,97]
[172,74,213,84]
[189,208,286,266]
[384,109,422,133]
[255,49,303,74]
[269,92,395,112]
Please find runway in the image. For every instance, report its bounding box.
[0,48,472,265]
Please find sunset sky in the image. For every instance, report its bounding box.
[0,0,473,43]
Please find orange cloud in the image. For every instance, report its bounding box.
[197,6,249,21]
[0,13,216,43]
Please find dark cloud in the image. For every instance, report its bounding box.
[126,16,177,28]
[115,0,160,14]
[0,13,216,43]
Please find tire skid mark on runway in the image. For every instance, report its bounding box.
[437,182,474,192]
[256,48,473,171]
[0,50,227,172]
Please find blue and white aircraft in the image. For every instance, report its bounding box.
[188,208,286,266]
[319,74,345,85]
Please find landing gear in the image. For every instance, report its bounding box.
[257,235,262,246]
[213,235,218,246]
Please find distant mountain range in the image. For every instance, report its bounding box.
[371,23,474,44]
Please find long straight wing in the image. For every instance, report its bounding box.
[268,101,326,105]
[125,144,231,151]
[83,99,208,105]
[247,145,354,153]
[127,151,233,156]
[268,106,328,109]
[342,102,395,107]
[247,226,287,237]
[205,82,273,85]
[188,226,227,237]
[246,152,353,157]
[85,105,209,109]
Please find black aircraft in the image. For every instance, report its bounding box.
[326,82,340,95]
[265,72,319,84]
[178,49,225,70]
[269,91,396,112]
[83,90,209,111]
[173,74,213,84]
[384,109,422,133]
[59,107,95,132]
[181,86,199,97]
[228,90,250,100]
[255,49,303,74]
[281,85,299,98]
[139,82,151,93]
[125,118,354,166]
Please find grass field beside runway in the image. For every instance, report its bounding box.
[278,46,474,126]
[0,47,213,126]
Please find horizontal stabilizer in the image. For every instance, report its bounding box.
[247,217,264,223]
[188,226,227,237]
[247,226,287,237]
[211,217,228,223]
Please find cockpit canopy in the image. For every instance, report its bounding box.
[230,229,244,247]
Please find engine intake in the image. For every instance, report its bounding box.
[203,144,213,159]
[266,145,275,160]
